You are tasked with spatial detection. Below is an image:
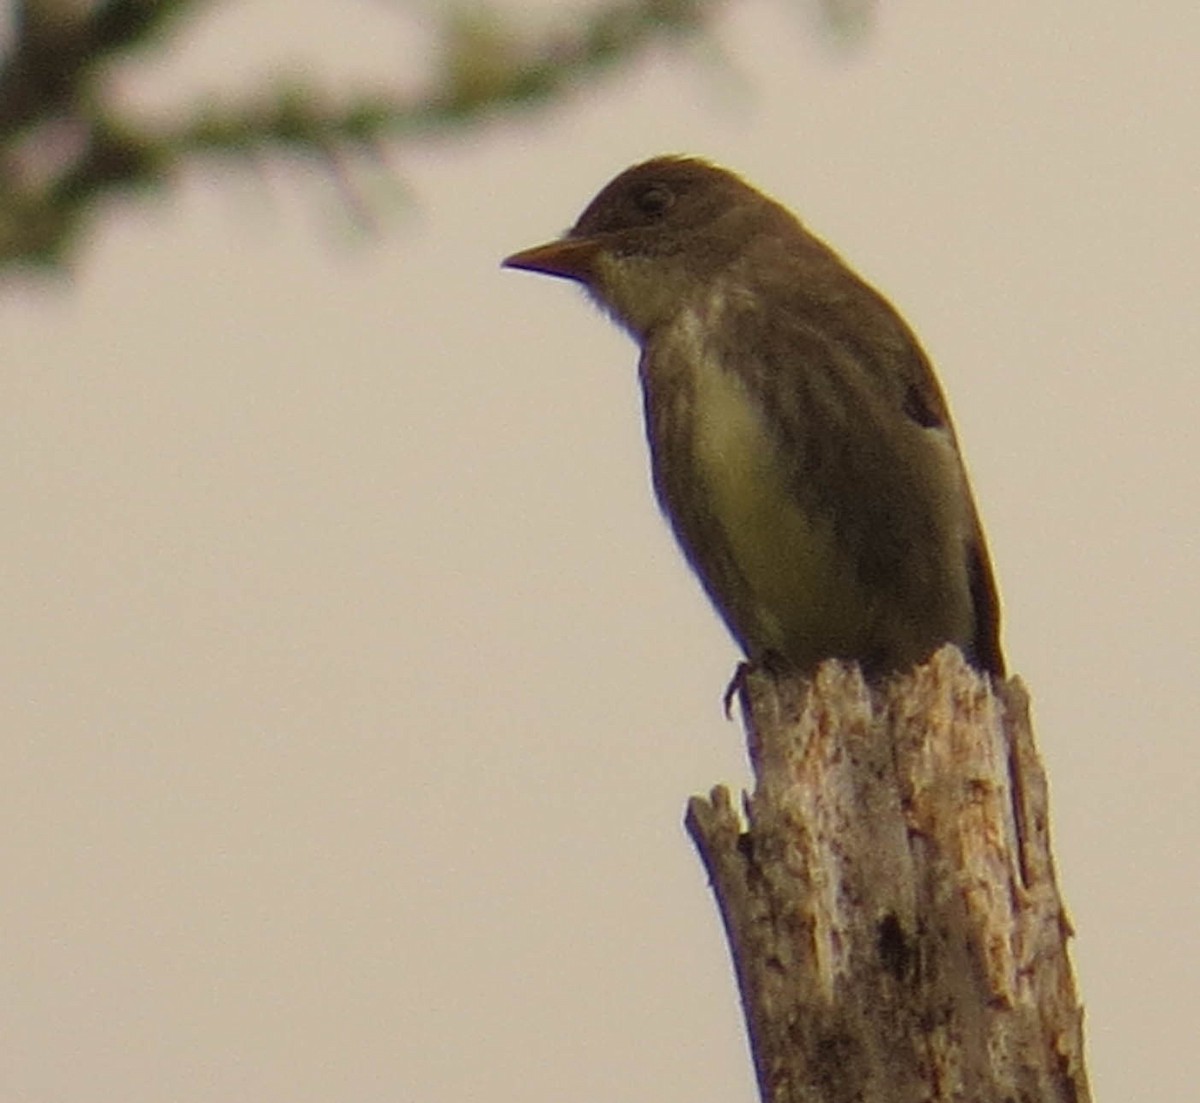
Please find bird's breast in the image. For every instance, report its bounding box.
[644,305,874,663]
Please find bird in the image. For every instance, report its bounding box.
[503,156,1003,680]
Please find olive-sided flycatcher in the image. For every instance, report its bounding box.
[504,156,1003,679]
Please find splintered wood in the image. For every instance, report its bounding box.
[687,647,1090,1103]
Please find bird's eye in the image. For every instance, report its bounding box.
[634,184,674,218]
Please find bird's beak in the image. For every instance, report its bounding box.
[502,235,602,283]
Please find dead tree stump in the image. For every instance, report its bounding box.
[686,646,1090,1103]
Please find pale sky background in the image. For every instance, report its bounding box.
[2,2,1198,1100]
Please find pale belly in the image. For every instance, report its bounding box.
[688,343,877,662]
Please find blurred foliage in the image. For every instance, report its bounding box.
[0,0,872,270]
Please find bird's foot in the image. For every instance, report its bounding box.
[722,651,788,719]
[722,661,753,719]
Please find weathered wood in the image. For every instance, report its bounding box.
[687,646,1090,1103]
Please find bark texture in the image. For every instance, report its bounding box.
[686,646,1090,1103]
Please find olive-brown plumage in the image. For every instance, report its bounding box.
[504,156,1003,678]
